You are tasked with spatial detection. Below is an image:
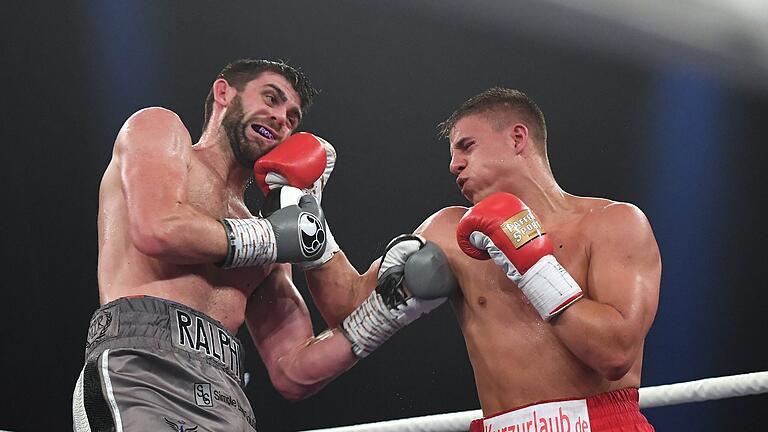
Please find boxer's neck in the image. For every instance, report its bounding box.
[195,125,252,192]
[505,159,571,222]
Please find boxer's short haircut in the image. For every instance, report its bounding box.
[439,88,548,154]
[202,59,318,131]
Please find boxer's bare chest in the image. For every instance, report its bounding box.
[455,213,591,311]
[186,162,250,219]
[450,211,599,405]
[542,217,591,293]
[176,161,273,294]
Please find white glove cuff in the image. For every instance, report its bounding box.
[220,218,277,268]
[309,137,336,204]
[519,255,583,320]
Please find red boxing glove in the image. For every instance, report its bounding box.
[254,132,339,271]
[456,192,551,274]
[457,192,582,320]
[253,132,328,195]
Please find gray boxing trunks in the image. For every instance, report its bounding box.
[72,296,258,431]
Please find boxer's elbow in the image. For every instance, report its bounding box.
[131,223,172,257]
[271,374,321,402]
[130,214,185,258]
[271,357,329,402]
[578,313,644,381]
[593,344,636,381]
[130,207,196,255]
[274,382,307,402]
[279,386,317,402]
[598,356,633,381]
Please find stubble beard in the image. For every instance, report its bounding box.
[221,95,270,168]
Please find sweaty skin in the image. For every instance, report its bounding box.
[304,111,661,416]
[97,74,288,330]
[97,72,356,401]
[415,196,660,414]
[440,113,661,414]
[97,112,264,329]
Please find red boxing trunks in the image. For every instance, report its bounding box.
[469,388,654,432]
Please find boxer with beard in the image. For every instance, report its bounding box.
[73,59,364,431]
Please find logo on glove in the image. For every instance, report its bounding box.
[298,212,325,258]
[501,209,545,249]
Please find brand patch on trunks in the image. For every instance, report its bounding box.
[213,387,258,428]
[194,383,213,407]
[86,306,118,349]
[170,308,241,378]
[484,398,590,432]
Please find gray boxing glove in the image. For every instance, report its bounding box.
[260,186,339,270]
[341,234,458,358]
[219,194,327,268]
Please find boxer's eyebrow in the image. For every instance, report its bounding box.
[265,84,288,102]
[452,137,472,150]
[265,84,302,123]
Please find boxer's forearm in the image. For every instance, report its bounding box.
[130,205,229,265]
[550,298,645,381]
[273,328,357,401]
[303,251,378,327]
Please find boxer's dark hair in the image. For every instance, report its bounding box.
[203,59,318,132]
[438,87,547,154]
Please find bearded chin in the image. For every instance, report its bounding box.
[221,95,257,168]
[225,123,255,168]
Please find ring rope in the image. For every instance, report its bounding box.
[299,371,768,432]
[638,370,768,408]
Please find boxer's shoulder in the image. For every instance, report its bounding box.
[414,206,468,255]
[422,206,468,227]
[117,107,192,148]
[582,199,647,228]
[576,198,653,248]
[415,206,466,235]
[126,106,184,127]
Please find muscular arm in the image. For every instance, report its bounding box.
[550,203,661,380]
[117,107,228,264]
[246,265,358,401]
[303,251,381,328]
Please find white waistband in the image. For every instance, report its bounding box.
[483,398,590,432]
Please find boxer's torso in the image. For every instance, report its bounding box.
[418,196,643,415]
[97,144,274,332]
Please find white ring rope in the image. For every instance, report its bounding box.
[638,371,768,408]
[300,371,768,432]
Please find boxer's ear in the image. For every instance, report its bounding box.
[212,79,237,107]
[508,123,529,155]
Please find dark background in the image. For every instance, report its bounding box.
[2,1,767,430]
